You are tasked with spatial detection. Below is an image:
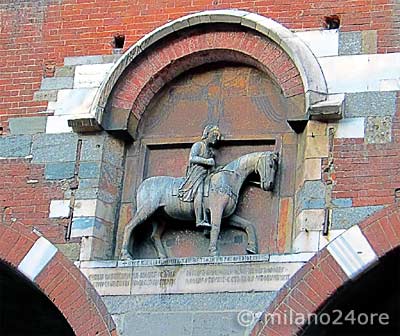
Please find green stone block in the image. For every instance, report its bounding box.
[0,135,32,157]
[9,117,47,135]
[45,162,75,180]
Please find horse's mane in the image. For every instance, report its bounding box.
[222,152,265,171]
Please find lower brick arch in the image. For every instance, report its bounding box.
[0,222,116,336]
[251,203,400,336]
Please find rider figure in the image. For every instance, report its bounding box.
[178,125,221,228]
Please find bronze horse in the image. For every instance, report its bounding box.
[121,151,279,259]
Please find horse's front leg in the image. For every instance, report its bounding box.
[208,197,226,257]
[228,214,258,254]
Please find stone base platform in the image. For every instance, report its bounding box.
[78,253,314,296]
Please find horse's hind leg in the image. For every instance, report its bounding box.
[228,214,258,254]
[121,205,157,259]
[151,219,167,259]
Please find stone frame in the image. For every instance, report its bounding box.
[69,10,345,261]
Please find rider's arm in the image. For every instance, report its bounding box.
[189,142,215,167]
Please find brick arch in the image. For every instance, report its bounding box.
[0,222,116,336]
[84,10,328,137]
[250,203,400,336]
[108,29,306,137]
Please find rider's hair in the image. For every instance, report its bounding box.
[202,125,221,140]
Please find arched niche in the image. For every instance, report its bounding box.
[117,61,299,258]
[70,11,338,259]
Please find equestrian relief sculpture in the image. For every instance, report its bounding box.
[121,125,279,259]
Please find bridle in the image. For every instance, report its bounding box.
[255,152,277,189]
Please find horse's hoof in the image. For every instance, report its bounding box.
[196,221,212,229]
[120,251,132,260]
[246,246,258,254]
[209,249,219,257]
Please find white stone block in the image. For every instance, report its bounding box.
[80,260,117,268]
[18,237,58,281]
[74,199,114,222]
[319,229,345,250]
[327,225,378,279]
[335,117,365,138]
[49,200,71,218]
[48,88,97,116]
[74,199,97,217]
[297,209,325,232]
[319,53,400,93]
[380,78,400,91]
[295,29,338,57]
[292,231,320,253]
[269,252,315,262]
[45,115,73,134]
[74,63,113,88]
[303,158,321,181]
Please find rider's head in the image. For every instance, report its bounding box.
[202,125,221,145]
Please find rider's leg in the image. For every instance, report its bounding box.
[194,192,202,226]
[195,183,210,228]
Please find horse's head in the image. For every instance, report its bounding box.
[256,152,279,191]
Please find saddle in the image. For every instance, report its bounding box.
[172,168,234,198]
[172,178,185,196]
[171,177,211,197]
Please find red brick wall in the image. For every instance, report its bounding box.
[327,93,400,208]
[0,0,399,251]
[0,0,398,130]
[0,159,68,243]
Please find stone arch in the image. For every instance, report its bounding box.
[84,10,328,137]
[0,222,116,336]
[250,203,400,336]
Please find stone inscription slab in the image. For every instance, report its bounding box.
[81,262,303,295]
[82,267,132,295]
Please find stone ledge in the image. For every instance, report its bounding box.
[78,252,318,269]
[68,117,102,132]
[309,93,344,120]
[80,254,272,268]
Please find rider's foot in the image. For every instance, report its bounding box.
[196,220,211,228]
[120,250,131,260]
